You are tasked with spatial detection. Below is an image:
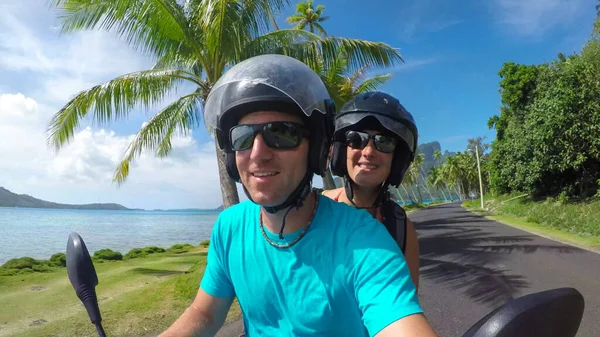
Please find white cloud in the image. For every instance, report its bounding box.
[396,0,462,41]
[490,0,589,37]
[0,93,241,209]
[0,2,325,210]
[393,57,440,73]
[0,1,235,210]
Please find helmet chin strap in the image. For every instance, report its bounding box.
[243,170,313,239]
[343,177,388,210]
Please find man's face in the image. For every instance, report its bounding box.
[235,110,309,207]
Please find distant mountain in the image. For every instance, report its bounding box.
[0,187,131,210]
[149,205,224,212]
[416,141,442,175]
[416,141,457,176]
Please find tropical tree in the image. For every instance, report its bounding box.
[433,149,442,164]
[287,0,329,36]
[46,0,404,209]
[427,166,448,201]
[286,1,397,190]
[402,153,426,203]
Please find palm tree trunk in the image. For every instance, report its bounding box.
[456,181,464,201]
[215,142,240,209]
[439,188,448,201]
[401,184,414,204]
[388,186,403,204]
[415,183,423,203]
[419,172,435,202]
[267,7,279,30]
[447,185,455,200]
[398,191,406,205]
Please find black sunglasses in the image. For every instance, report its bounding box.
[230,121,310,151]
[345,130,397,153]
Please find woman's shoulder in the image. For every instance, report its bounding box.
[321,187,343,200]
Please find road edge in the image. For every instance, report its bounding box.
[461,205,600,256]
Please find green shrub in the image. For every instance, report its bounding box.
[50,253,66,267]
[0,267,17,276]
[167,244,194,254]
[93,249,123,261]
[124,246,167,259]
[124,248,146,259]
[32,264,54,273]
[199,240,210,248]
[142,246,166,254]
[2,257,40,269]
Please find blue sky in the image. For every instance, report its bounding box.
[79,0,600,154]
[266,0,598,153]
[0,0,597,209]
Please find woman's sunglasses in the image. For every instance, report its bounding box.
[345,130,397,153]
[230,121,310,151]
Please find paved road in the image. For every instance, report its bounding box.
[414,202,600,337]
[214,202,600,336]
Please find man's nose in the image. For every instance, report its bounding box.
[249,133,273,161]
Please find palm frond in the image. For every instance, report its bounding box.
[50,0,199,59]
[242,29,403,73]
[113,90,203,185]
[46,69,199,152]
[239,28,319,63]
[354,73,392,93]
[346,63,370,87]
[195,0,289,80]
[313,22,327,37]
[324,38,404,72]
[295,2,310,14]
[286,14,303,24]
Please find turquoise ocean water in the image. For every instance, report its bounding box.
[0,197,459,265]
[0,207,219,265]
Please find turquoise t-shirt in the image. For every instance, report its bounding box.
[200,194,422,336]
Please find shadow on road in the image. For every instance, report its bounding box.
[414,203,585,307]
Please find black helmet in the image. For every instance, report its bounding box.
[203,54,335,213]
[330,91,418,187]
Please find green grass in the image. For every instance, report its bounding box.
[404,199,448,212]
[0,245,241,337]
[462,194,600,252]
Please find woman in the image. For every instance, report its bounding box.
[323,91,420,290]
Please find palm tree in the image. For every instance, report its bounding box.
[401,172,419,204]
[440,155,463,201]
[432,149,453,200]
[427,166,448,201]
[287,0,329,36]
[403,153,425,203]
[286,2,397,190]
[46,0,404,209]
[433,150,442,165]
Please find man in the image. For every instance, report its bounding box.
[159,54,438,337]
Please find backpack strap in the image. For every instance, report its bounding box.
[380,200,408,255]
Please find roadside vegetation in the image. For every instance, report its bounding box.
[0,240,237,337]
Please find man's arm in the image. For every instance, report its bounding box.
[159,288,234,337]
[344,213,437,337]
[160,213,236,336]
[376,314,437,337]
